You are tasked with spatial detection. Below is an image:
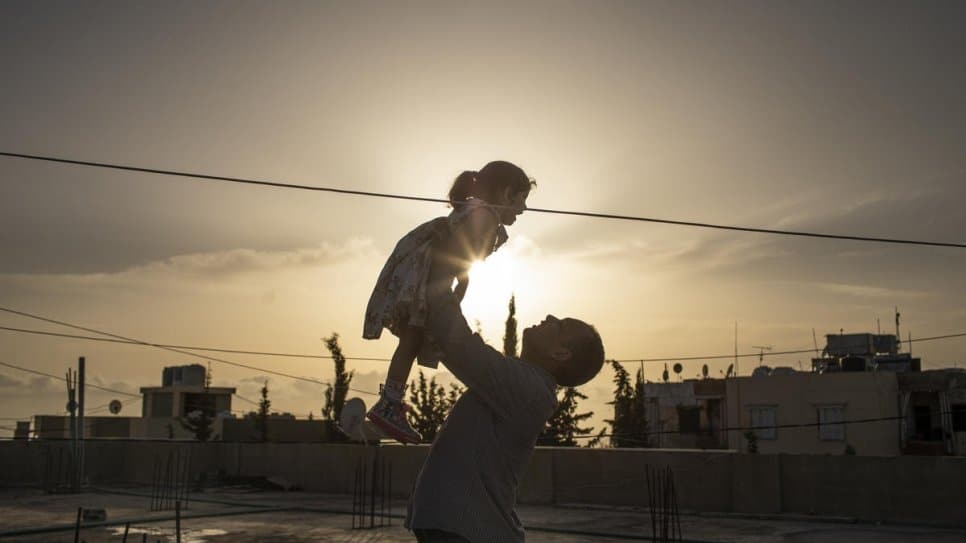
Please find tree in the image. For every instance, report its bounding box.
[321,333,354,422]
[179,364,215,442]
[503,294,518,357]
[256,380,271,442]
[605,360,649,448]
[538,386,596,446]
[743,430,759,453]
[407,369,464,443]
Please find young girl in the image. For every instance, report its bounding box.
[362,160,534,443]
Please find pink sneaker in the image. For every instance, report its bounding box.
[367,395,422,444]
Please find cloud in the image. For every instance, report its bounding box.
[0,373,59,397]
[0,238,382,297]
[816,283,931,300]
[127,238,377,279]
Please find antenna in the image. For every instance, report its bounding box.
[812,328,819,357]
[734,321,739,378]
[895,306,901,352]
[752,345,773,366]
[702,364,709,379]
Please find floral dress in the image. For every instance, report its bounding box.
[362,198,508,368]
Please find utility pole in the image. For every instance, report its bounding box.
[77,357,86,492]
[66,369,77,492]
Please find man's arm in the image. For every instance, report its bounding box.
[423,271,541,420]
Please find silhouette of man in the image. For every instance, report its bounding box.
[405,261,605,542]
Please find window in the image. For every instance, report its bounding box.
[818,405,845,441]
[749,406,776,440]
[151,392,173,418]
[952,405,966,432]
[678,406,700,434]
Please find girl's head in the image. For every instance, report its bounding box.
[448,160,535,225]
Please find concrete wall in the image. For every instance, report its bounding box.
[726,372,900,456]
[2,441,964,527]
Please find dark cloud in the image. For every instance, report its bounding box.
[0,373,59,396]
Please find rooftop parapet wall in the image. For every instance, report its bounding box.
[1,441,964,527]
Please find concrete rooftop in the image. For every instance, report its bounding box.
[1,487,966,543]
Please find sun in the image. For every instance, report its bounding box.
[460,251,518,329]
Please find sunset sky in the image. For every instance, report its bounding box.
[2,1,965,437]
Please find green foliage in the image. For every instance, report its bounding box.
[744,430,759,453]
[179,365,215,442]
[321,333,354,422]
[539,386,596,446]
[256,381,271,442]
[503,294,518,357]
[407,370,464,442]
[605,360,650,448]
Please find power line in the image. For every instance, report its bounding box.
[0,360,141,398]
[0,306,379,397]
[3,321,964,366]
[576,413,913,443]
[0,325,390,362]
[2,151,964,248]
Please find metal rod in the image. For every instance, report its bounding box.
[370,450,377,528]
[352,459,359,529]
[73,507,82,543]
[176,501,182,543]
[122,523,130,543]
[162,450,173,510]
[388,460,393,527]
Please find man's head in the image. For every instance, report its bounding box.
[520,315,604,387]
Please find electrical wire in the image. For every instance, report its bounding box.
[0,360,141,398]
[2,151,964,248]
[0,306,378,396]
[574,413,924,444]
[3,322,964,367]
[0,325,390,362]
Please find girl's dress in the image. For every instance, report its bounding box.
[363,198,508,368]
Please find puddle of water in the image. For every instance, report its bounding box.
[107,526,228,543]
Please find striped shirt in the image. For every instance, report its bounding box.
[406,286,558,542]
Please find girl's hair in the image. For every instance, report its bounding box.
[448,161,536,206]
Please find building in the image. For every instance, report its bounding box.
[811,332,920,373]
[642,379,727,449]
[898,369,966,456]
[725,371,900,456]
[30,364,336,442]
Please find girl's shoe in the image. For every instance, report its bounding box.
[367,396,423,444]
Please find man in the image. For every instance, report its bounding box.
[405,264,605,542]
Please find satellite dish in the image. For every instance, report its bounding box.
[672,363,683,375]
[108,400,123,415]
[339,398,366,435]
[338,398,385,442]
